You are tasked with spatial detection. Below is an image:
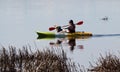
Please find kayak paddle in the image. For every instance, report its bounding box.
[49,21,83,31]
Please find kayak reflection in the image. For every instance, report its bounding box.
[49,38,84,51]
[37,33,91,51]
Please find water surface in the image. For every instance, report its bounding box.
[0,0,120,68]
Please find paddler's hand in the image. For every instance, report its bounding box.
[63,28,68,33]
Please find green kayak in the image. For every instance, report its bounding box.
[36,31,92,39]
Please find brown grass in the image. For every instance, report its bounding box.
[0,46,84,72]
[88,53,120,72]
[1,46,120,72]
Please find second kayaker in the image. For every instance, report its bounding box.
[56,20,76,33]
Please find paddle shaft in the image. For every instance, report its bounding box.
[49,21,83,31]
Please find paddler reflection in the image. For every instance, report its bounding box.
[49,38,84,51]
[68,38,76,51]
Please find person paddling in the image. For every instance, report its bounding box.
[56,20,76,33]
[67,20,76,33]
[49,20,83,32]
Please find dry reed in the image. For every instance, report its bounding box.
[1,46,119,72]
[0,46,84,72]
[88,53,120,72]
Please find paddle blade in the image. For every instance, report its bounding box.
[49,27,56,31]
[76,21,83,25]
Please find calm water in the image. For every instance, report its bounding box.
[1,0,120,68]
[35,34,120,67]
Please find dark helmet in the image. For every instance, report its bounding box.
[69,20,73,24]
[56,26,62,32]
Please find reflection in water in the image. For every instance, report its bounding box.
[77,45,84,49]
[39,33,120,52]
[56,39,62,44]
[49,38,84,51]
[68,39,76,51]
